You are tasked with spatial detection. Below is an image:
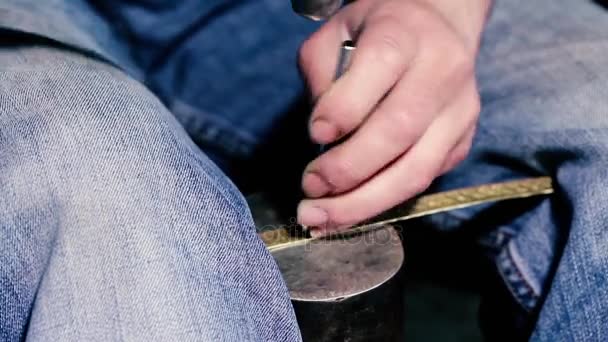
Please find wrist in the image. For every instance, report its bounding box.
[420,0,493,53]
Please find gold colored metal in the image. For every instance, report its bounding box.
[259,176,554,252]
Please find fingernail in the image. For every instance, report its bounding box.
[302,171,332,198]
[297,203,328,227]
[311,118,338,144]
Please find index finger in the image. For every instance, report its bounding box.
[308,2,418,143]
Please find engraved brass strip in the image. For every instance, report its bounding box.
[259,177,554,252]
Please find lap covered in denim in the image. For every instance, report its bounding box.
[0,0,319,165]
[0,34,300,342]
[1,0,608,341]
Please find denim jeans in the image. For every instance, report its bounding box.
[0,0,607,341]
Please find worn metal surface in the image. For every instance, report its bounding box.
[260,177,553,340]
[273,226,403,301]
[259,177,554,251]
[272,226,404,341]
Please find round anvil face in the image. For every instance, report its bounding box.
[271,225,404,302]
[291,0,344,20]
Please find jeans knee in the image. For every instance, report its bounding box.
[0,46,252,242]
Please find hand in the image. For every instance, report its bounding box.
[297,0,491,235]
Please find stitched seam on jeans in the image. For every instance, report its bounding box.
[172,100,257,143]
[478,227,516,251]
[496,244,540,312]
[170,99,257,159]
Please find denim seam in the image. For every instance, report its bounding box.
[169,99,257,159]
[424,208,541,312]
[496,243,540,312]
[478,228,516,251]
[171,99,257,143]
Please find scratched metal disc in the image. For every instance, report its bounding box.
[271,226,404,302]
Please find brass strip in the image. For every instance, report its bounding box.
[259,176,554,252]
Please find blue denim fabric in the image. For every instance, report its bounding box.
[0,45,301,340]
[2,0,320,164]
[0,0,607,341]
[426,0,608,339]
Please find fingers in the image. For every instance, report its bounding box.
[298,0,373,102]
[302,57,457,198]
[298,87,480,231]
[310,20,418,143]
[440,123,476,175]
[300,1,420,144]
[297,0,482,231]
[300,2,476,196]
[298,17,344,103]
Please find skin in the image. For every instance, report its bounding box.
[296,0,493,236]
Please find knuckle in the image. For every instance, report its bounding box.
[453,142,472,164]
[412,171,434,194]
[381,1,429,29]
[384,109,422,144]
[335,99,360,123]
[315,95,361,133]
[367,16,412,68]
[420,30,474,84]
[405,161,435,194]
[377,34,407,68]
[365,5,420,68]
[322,157,361,190]
[447,43,475,80]
[374,0,406,16]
